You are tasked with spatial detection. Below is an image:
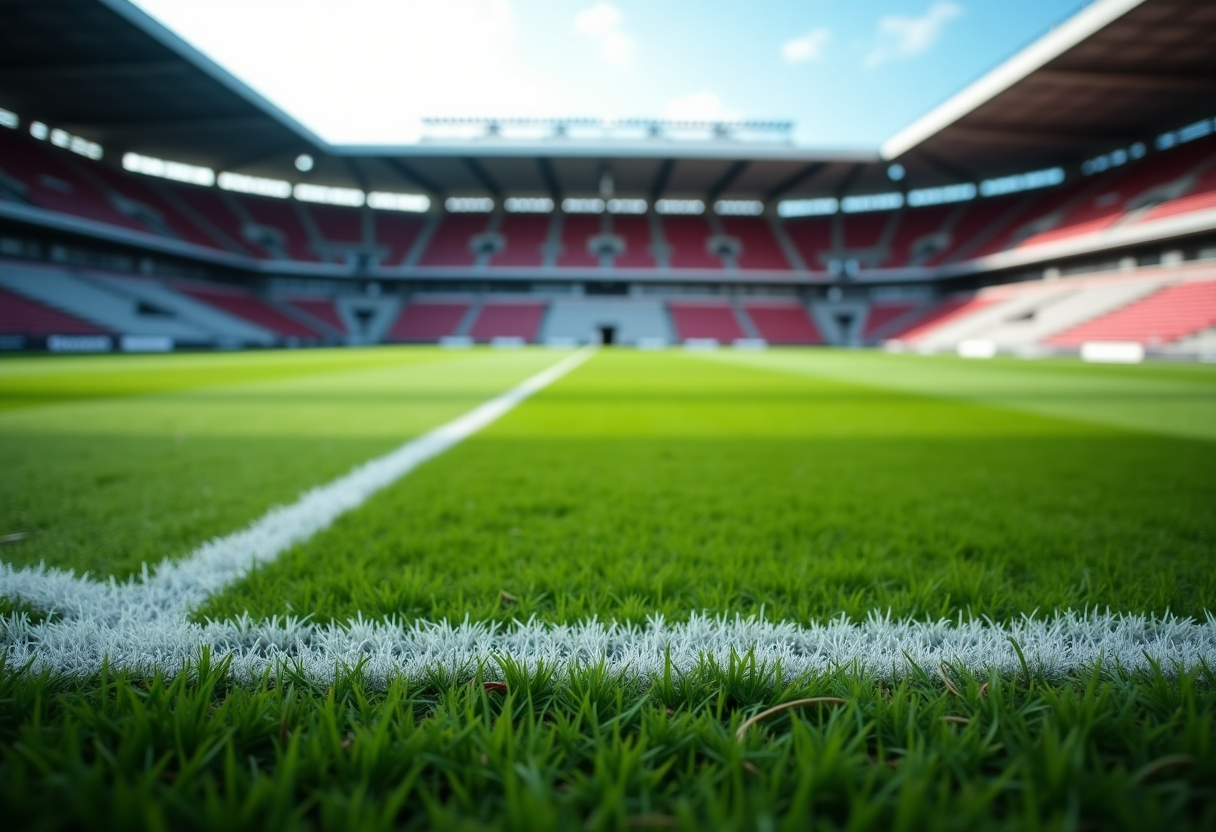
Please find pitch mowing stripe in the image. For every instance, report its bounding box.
[4,611,1213,682]
[0,347,596,625]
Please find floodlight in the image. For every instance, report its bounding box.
[294,183,365,207]
[0,107,18,129]
[367,191,430,212]
[713,200,763,216]
[218,172,292,199]
[906,183,976,207]
[841,192,904,213]
[29,121,48,140]
[979,167,1063,198]
[777,198,838,218]
[295,154,314,172]
[123,153,215,187]
[505,197,555,213]
[887,164,905,182]
[654,199,704,215]
[445,197,494,213]
[562,198,605,214]
[607,198,647,214]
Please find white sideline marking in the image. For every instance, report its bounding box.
[0,347,596,625]
[3,610,1213,682]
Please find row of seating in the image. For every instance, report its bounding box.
[3,127,1213,272]
[886,267,1216,351]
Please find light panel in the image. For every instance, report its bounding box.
[655,199,704,215]
[445,197,494,212]
[367,191,430,212]
[123,153,216,187]
[294,183,365,207]
[217,172,292,199]
[777,198,838,218]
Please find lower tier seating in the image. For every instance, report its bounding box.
[468,302,548,342]
[1046,279,1216,346]
[668,303,745,341]
[0,287,106,335]
[178,283,321,339]
[743,303,821,344]
[386,300,470,342]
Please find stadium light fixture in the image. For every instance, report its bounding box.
[777,198,838,218]
[713,200,764,216]
[562,197,605,214]
[607,198,647,215]
[29,121,102,159]
[1156,117,1215,151]
[887,164,905,182]
[445,197,494,213]
[505,197,555,213]
[906,183,976,207]
[367,192,430,213]
[123,153,216,187]
[0,107,17,129]
[218,172,292,199]
[294,183,365,207]
[979,167,1064,198]
[295,154,314,172]
[841,192,904,213]
[655,199,704,216]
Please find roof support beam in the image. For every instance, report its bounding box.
[385,158,442,198]
[649,159,675,202]
[764,162,826,200]
[912,151,978,185]
[707,160,748,200]
[462,158,502,199]
[944,125,1140,146]
[834,164,864,199]
[0,61,190,83]
[215,139,299,173]
[536,158,562,202]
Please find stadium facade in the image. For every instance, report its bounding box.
[1,0,1214,353]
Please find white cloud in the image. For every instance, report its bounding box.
[782,27,831,64]
[865,1,962,69]
[663,91,741,123]
[574,3,636,67]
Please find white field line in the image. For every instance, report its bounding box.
[3,610,1214,683]
[0,347,596,625]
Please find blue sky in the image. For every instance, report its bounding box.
[131,0,1085,148]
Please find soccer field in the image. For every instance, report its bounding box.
[2,347,1215,830]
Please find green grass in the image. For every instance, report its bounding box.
[3,346,1215,830]
[0,348,562,576]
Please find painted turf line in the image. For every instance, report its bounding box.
[0,346,596,624]
[4,610,1214,682]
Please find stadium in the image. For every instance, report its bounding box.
[1,0,1214,828]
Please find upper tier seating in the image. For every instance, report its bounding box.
[721,218,793,270]
[231,194,318,262]
[928,197,1018,265]
[1046,279,1216,346]
[85,163,228,250]
[418,215,487,267]
[668,302,745,341]
[178,283,321,339]
[160,183,256,256]
[783,217,833,271]
[743,303,821,344]
[556,215,601,268]
[881,207,952,268]
[612,215,656,268]
[491,215,549,267]
[468,302,547,342]
[663,217,722,269]
[309,204,363,244]
[387,300,470,341]
[286,297,346,334]
[0,287,106,335]
[0,129,146,232]
[842,212,889,250]
[374,213,426,267]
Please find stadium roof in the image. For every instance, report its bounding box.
[884,0,1216,176]
[0,0,1212,202]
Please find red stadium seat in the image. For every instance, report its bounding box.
[387,301,470,342]
[669,302,745,341]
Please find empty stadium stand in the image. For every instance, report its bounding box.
[418,215,488,267]
[1046,278,1216,347]
[386,299,471,342]
[668,302,745,342]
[491,215,549,268]
[556,215,601,269]
[0,286,106,336]
[721,218,793,271]
[286,297,346,335]
[861,301,920,341]
[611,215,657,269]
[664,217,722,270]
[468,301,547,342]
[374,213,427,267]
[741,302,821,344]
[177,282,321,339]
